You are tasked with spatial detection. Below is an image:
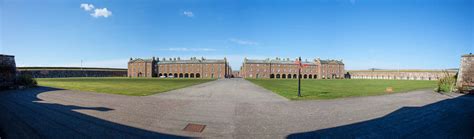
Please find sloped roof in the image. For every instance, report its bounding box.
[129,58,154,63]
[244,58,316,65]
[319,60,344,64]
[158,59,226,64]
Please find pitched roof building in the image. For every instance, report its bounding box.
[128,57,231,78]
[241,57,345,79]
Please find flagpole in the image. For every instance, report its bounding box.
[298,56,302,97]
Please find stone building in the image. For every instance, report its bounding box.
[456,53,474,88]
[128,57,232,79]
[348,70,457,80]
[241,57,345,79]
[128,58,156,77]
[0,54,16,89]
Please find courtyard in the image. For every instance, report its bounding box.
[0,78,473,138]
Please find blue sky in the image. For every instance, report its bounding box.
[1,0,473,70]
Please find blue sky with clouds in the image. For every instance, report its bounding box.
[1,0,473,70]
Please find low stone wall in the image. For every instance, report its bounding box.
[18,69,127,78]
[348,70,457,80]
[0,55,16,89]
[456,54,474,88]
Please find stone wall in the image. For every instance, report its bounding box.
[456,54,474,88]
[18,69,127,78]
[0,54,16,89]
[348,70,457,80]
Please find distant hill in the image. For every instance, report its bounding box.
[348,69,458,72]
[17,67,127,71]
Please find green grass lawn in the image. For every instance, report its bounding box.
[36,77,214,96]
[248,79,437,100]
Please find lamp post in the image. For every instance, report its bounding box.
[298,57,302,97]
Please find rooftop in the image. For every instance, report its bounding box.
[129,57,227,64]
[244,57,343,65]
[0,54,14,57]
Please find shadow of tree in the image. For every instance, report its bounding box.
[0,87,190,139]
[287,94,474,139]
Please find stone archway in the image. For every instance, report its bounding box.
[190,73,195,78]
[270,74,275,79]
[184,73,189,78]
[196,73,201,78]
[282,74,286,79]
[179,73,183,78]
[276,74,281,79]
[293,74,297,79]
[287,74,292,79]
[303,74,307,79]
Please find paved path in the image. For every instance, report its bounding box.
[0,78,473,138]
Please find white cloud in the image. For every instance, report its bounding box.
[159,48,216,52]
[80,3,112,18]
[183,11,194,17]
[91,8,112,18]
[228,38,259,46]
[80,3,94,11]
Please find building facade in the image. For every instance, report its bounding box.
[128,57,231,79]
[348,70,457,80]
[456,53,474,88]
[241,57,344,79]
[0,54,16,89]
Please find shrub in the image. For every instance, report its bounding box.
[436,71,456,93]
[15,74,37,87]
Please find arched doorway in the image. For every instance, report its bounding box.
[184,73,189,78]
[287,74,292,79]
[303,74,307,79]
[270,74,275,79]
[293,74,297,79]
[309,74,313,79]
[159,73,163,77]
[179,73,183,78]
[196,73,201,78]
[282,74,286,79]
[174,73,178,78]
[276,74,281,79]
[314,75,318,79]
[190,73,195,78]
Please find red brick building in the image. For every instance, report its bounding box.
[128,57,231,79]
[241,57,344,79]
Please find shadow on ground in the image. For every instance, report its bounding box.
[0,87,189,139]
[287,94,474,139]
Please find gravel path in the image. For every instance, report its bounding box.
[0,78,473,138]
